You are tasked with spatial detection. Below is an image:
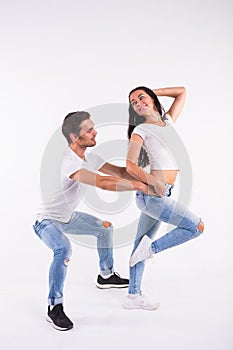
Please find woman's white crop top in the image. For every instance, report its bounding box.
[132,114,179,170]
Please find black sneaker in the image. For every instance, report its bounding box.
[96,272,129,289]
[46,304,73,331]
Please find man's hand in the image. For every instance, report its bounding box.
[152,179,166,197]
[139,183,157,196]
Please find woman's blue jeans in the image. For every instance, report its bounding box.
[129,185,203,294]
[33,211,114,305]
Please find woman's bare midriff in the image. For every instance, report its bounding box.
[151,169,179,185]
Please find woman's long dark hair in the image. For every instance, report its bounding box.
[127,86,165,168]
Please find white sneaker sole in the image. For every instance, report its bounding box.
[96,283,129,289]
[123,303,160,311]
[46,315,73,331]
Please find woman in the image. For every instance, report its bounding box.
[123,86,204,310]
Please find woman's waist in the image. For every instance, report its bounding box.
[136,182,174,198]
[150,169,178,185]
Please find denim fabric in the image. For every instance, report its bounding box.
[129,184,202,294]
[33,211,114,305]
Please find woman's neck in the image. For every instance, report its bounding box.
[144,111,165,126]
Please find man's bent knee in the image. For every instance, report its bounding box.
[197,220,204,233]
[102,221,112,228]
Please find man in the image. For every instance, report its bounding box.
[33,111,150,331]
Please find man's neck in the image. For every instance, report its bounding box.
[70,143,86,160]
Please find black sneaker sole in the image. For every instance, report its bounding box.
[46,315,73,331]
[96,282,129,289]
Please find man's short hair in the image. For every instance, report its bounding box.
[62,111,90,144]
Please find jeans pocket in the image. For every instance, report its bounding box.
[33,219,52,238]
[136,193,147,211]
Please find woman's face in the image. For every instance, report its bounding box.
[129,89,156,115]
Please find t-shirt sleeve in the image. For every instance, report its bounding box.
[84,152,106,171]
[132,125,146,141]
[62,149,106,179]
[61,150,83,179]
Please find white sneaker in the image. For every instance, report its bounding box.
[129,235,153,267]
[123,294,160,311]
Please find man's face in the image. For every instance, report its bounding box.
[77,118,97,147]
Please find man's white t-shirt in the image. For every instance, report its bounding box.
[36,148,106,223]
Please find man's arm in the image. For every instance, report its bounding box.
[98,162,139,181]
[70,168,150,193]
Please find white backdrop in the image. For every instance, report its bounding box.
[0,0,232,349]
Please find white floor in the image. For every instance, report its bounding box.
[1,222,233,350]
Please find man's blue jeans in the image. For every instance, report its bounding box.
[33,211,114,305]
[129,185,203,294]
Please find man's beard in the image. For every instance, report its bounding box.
[86,140,96,147]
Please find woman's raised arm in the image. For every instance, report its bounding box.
[152,86,186,122]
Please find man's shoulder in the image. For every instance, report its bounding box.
[63,148,82,163]
[85,151,106,171]
[61,148,83,176]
